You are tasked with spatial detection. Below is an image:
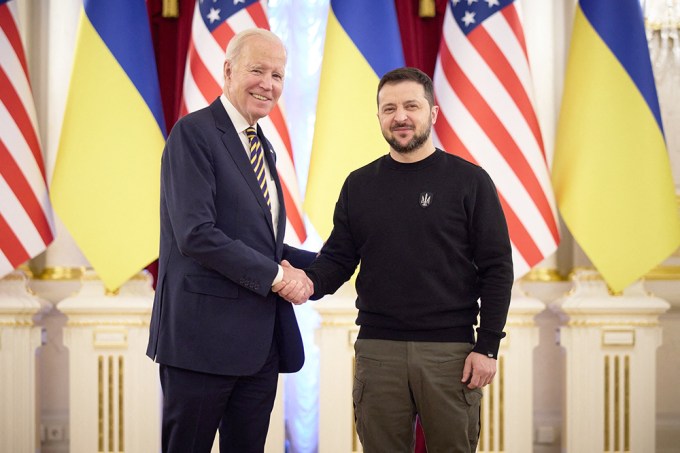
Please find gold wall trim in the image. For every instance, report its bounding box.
[1,272,28,281]
[605,354,631,451]
[568,320,658,327]
[644,265,680,280]
[615,355,620,451]
[36,266,86,281]
[67,319,149,327]
[108,356,114,452]
[625,356,630,451]
[521,268,566,282]
[479,355,503,451]
[499,355,505,451]
[17,265,33,278]
[129,272,152,281]
[646,21,680,31]
[82,270,149,283]
[489,376,495,450]
[99,354,125,451]
[104,288,120,296]
[563,265,680,281]
[0,319,35,327]
[98,356,104,452]
[567,266,600,280]
[119,356,125,451]
[604,355,610,451]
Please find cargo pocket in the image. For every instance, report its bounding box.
[463,386,483,406]
[352,377,365,444]
[463,387,483,450]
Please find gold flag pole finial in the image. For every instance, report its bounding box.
[419,0,436,18]
[162,0,179,18]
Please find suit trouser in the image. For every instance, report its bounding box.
[159,338,279,453]
[353,339,482,453]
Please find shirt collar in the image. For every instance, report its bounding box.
[220,94,254,134]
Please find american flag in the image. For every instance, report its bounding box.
[433,0,559,278]
[0,0,54,277]
[181,0,306,244]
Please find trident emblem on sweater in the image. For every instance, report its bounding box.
[419,192,432,208]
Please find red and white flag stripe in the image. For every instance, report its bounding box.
[181,0,306,244]
[0,0,54,277]
[433,0,559,278]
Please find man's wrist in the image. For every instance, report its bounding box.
[271,265,283,287]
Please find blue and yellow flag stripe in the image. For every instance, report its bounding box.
[580,0,663,132]
[332,0,404,77]
[553,0,680,292]
[84,0,165,134]
[305,0,404,239]
[51,0,165,291]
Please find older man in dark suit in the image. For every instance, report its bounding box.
[146,28,315,453]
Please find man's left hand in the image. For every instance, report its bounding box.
[461,351,497,389]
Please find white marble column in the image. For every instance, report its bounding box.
[479,285,544,453]
[315,283,360,453]
[58,271,160,453]
[0,270,49,452]
[552,270,669,452]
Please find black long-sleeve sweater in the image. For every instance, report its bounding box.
[306,149,514,358]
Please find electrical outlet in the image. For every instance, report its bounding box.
[46,424,64,442]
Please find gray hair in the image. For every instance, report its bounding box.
[225,28,287,65]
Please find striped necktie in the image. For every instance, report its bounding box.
[245,127,271,209]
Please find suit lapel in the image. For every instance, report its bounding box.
[210,100,275,238]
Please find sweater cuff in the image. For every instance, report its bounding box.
[473,328,506,359]
[306,273,324,301]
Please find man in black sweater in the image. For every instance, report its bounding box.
[305,67,513,452]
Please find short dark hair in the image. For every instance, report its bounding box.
[377,67,435,107]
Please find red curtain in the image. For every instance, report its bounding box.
[145,0,195,285]
[146,0,195,132]
[394,0,448,77]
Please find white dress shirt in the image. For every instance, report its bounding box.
[220,95,284,285]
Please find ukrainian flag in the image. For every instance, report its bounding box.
[305,0,404,239]
[51,0,166,291]
[553,0,680,292]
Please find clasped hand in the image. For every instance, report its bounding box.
[272,260,313,305]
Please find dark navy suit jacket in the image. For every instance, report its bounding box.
[147,98,315,376]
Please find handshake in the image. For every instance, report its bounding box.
[272,260,314,305]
